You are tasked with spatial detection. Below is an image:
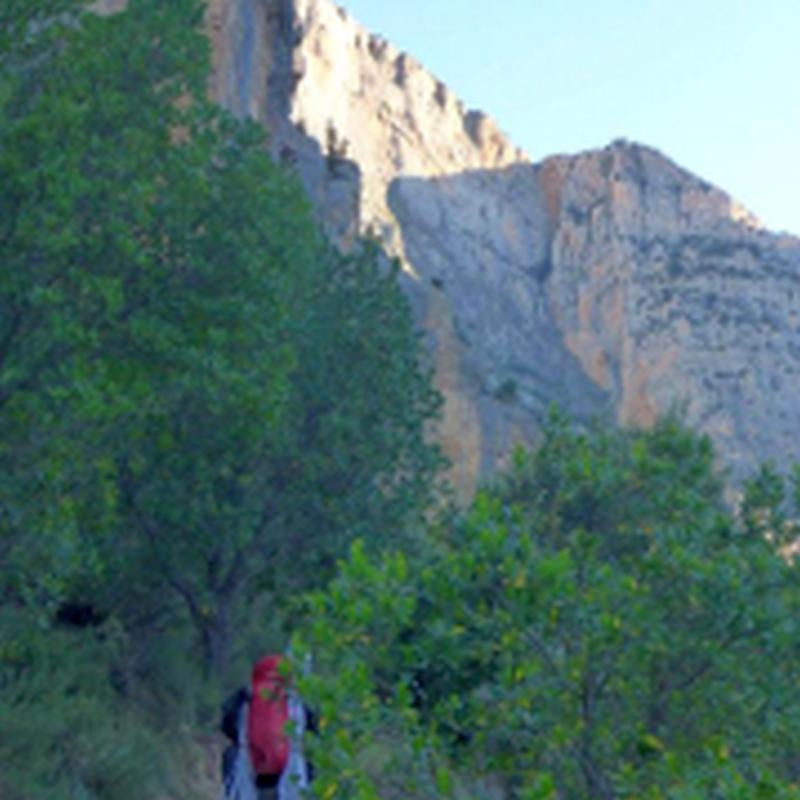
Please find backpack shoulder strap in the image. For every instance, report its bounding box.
[221,687,250,742]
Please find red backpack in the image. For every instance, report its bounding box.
[247,654,290,778]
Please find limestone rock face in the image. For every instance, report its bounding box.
[543,143,800,480]
[209,0,800,492]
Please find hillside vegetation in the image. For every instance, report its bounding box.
[1,2,799,799]
[299,412,800,799]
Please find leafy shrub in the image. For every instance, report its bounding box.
[0,611,166,800]
[296,414,800,799]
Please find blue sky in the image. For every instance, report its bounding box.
[341,0,799,235]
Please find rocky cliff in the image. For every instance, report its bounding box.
[207,0,800,494]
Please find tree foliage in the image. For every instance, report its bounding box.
[1,1,441,794]
[298,413,800,800]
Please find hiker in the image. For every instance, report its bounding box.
[221,654,314,800]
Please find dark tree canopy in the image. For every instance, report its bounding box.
[1,1,442,794]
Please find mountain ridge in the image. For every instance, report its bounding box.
[204,0,800,493]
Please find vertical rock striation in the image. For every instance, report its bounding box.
[207,0,800,492]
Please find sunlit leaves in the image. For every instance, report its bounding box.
[298,415,800,798]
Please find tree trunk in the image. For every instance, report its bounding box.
[201,602,232,680]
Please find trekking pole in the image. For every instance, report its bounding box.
[277,652,313,800]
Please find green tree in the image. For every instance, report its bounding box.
[1,1,442,794]
[1,0,224,608]
[297,414,800,799]
[265,239,443,595]
[2,0,441,676]
[1,1,295,793]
